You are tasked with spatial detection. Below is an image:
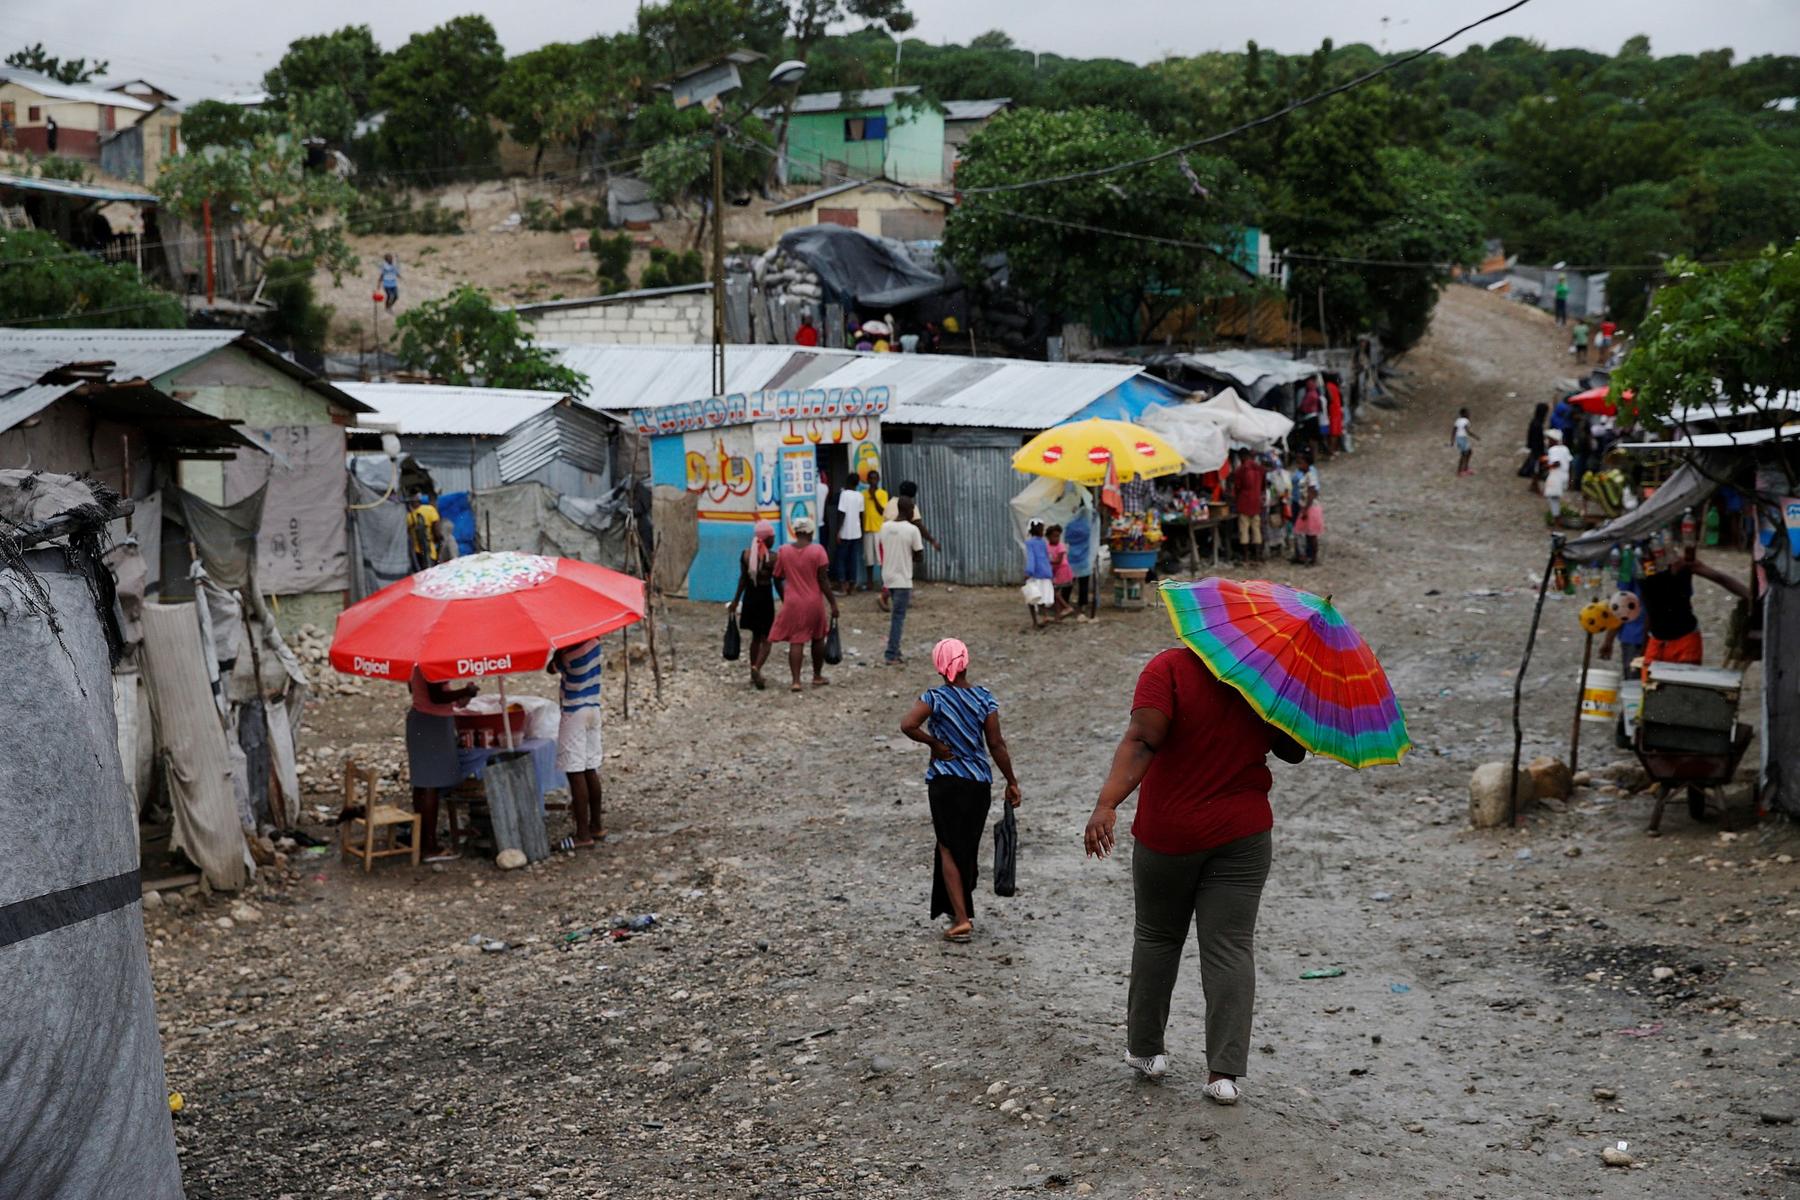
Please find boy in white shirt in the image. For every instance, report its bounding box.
[878,497,925,664]
[1452,408,1477,476]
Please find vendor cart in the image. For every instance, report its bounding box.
[1631,662,1755,832]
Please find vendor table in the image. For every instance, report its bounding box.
[1163,514,1226,573]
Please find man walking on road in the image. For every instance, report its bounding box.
[1554,274,1569,326]
[879,497,924,664]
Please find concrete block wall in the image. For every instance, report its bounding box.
[522,293,711,346]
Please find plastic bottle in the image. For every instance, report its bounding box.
[1552,553,1569,594]
[1680,507,1697,548]
[1607,546,1623,588]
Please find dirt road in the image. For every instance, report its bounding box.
[153,287,1800,1198]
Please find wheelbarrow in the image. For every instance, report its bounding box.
[1634,723,1754,833]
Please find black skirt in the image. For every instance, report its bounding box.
[929,775,993,920]
[740,581,775,638]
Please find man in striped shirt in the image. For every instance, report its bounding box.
[550,638,604,847]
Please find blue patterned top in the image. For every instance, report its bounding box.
[557,639,603,712]
[922,684,999,783]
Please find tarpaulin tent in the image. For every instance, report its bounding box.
[1187,388,1295,450]
[1138,404,1231,475]
[0,473,184,1199]
[777,224,949,308]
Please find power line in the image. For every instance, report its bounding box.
[946,0,1534,195]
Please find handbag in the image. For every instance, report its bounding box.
[722,614,742,661]
[823,619,843,665]
[993,804,1017,897]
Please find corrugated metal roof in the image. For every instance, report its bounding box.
[550,343,1147,430]
[1171,349,1319,388]
[339,382,573,436]
[0,329,239,392]
[0,172,159,204]
[766,179,872,214]
[511,282,710,315]
[0,382,79,434]
[786,86,917,114]
[942,98,1011,121]
[0,329,370,411]
[0,68,156,111]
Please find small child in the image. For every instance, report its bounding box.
[1022,520,1055,629]
[1453,408,1477,476]
[1046,524,1077,619]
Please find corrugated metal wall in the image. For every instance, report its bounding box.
[881,432,1026,586]
[406,436,505,496]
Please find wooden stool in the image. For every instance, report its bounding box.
[338,760,421,872]
[1112,568,1149,610]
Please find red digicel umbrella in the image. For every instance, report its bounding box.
[330,551,645,683]
[1569,385,1630,416]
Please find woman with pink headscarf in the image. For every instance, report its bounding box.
[728,519,778,689]
[900,638,1022,942]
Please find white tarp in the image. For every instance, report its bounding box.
[139,601,253,891]
[224,424,350,594]
[1138,404,1231,475]
[1186,387,1295,450]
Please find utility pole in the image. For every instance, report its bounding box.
[711,121,728,398]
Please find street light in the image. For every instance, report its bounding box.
[708,58,809,397]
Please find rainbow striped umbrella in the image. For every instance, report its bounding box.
[1160,578,1411,769]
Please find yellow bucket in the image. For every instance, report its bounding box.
[1580,664,1621,725]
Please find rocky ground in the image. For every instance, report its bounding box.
[148,287,1800,1198]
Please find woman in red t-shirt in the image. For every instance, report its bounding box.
[1083,646,1304,1104]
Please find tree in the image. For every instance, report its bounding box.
[1611,242,1800,474]
[636,0,785,75]
[263,26,385,145]
[945,107,1255,338]
[5,43,107,84]
[157,131,360,282]
[370,16,506,176]
[395,287,588,393]
[0,229,183,328]
[259,257,333,354]
[495,36,651,172]
[178,99,273,149]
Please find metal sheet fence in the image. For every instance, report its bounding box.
[880,439,1026,586]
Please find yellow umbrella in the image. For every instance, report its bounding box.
[1011,418,1185,486]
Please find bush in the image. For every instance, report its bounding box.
[591,230,632,293]
[524,197,599,231]
[0,228,184,328]
[36,155,90,182]
[347,191,464,236]
[639,246,703,289]
[260,257,333,354]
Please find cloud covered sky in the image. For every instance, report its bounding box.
[9,0,1796,102]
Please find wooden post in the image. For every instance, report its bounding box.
[642,524,663,700]
[1511,537,1562,826]
[1569,631,1594,775]
[201,198,215,306]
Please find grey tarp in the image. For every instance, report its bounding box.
[777,224,948,308]
[223,425,350,594]
[0,538,183,1196]
[476,482,632,566]
[651,485,699,596]
[1562,453,1729,562]
[347,455,411,602]
[139,601,253,891]
[165,486,266,593]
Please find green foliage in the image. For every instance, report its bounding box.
[34,156,89,182]
[640,247,704,288]
[945,107,1256,335]
[493,38,650,165]
[179,100,273,149]
[5,43,107,84]
[263,25,385,144]
[347,191,464,236]
[260,257,333,353]
[1611,243,1800,461]
[0,229,183,328]
[591,232,634,292]
[522,198,599,232]
[636,0,786,75]
[157,131,360,282]
[394,285,588,394]
[370,16,506,177]
[635,104,773,207]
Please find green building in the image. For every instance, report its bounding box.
[779,86,946,187]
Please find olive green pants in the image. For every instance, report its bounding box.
[1126,830,1272,1077]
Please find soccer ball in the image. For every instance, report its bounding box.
[1579,601,1618,635]
[1607,590,1641,623]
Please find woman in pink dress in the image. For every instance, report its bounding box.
[769,516,839,692]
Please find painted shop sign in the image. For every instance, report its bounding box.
[633,385,891,435]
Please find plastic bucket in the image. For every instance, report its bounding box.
[1580,664,1621,725]
[1111,549,1158,571]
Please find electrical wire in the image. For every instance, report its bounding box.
[943,0,1534,195]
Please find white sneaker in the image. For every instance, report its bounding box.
[1203,1077,1240,1105]
[1125,1052,1169,1079]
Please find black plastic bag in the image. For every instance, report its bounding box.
[823,619,843,665]
[993,804,1017,896]
[722,615,742,661]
